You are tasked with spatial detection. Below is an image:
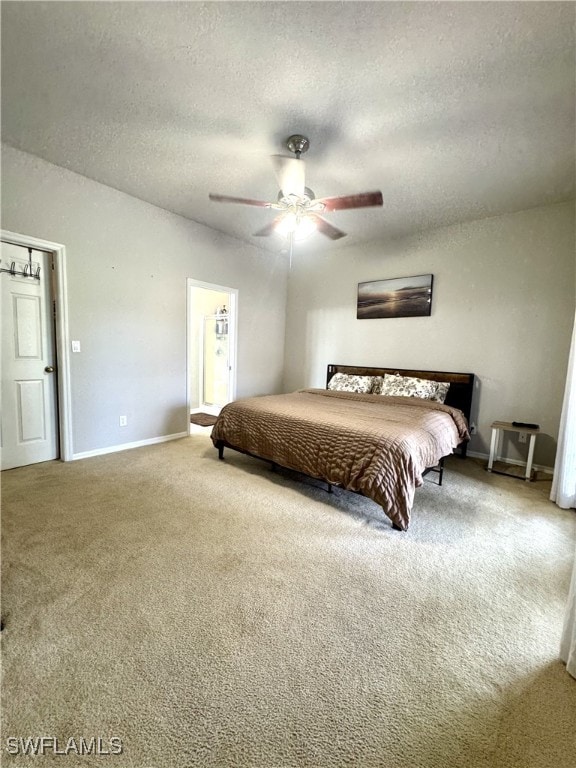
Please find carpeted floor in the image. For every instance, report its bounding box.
[1,435,575,768]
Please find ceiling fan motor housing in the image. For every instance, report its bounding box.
[277,187,316,203]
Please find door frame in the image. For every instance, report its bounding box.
[1,229,73,461]
[186,278,238,431]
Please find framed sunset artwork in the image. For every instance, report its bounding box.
[357,274,433,319]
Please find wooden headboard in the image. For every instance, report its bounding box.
[326,364,475,424]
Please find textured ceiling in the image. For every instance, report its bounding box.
[2,1,575,254]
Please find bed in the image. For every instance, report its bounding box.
[211,364,475,530]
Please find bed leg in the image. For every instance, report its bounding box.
[438,457,445,486]
[327,483,333,494]
[391,522,404,531]
[217,441,224,460]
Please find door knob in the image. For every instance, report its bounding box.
[44,366,55,373]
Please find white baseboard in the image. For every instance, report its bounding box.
[72,432,189,461]
[466,449,554,475]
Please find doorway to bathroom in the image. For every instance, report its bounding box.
[187,279,237,429]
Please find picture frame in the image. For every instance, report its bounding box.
[357,274,433,319]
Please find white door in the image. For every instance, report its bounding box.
[1,243,59,469]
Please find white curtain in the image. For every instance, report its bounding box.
[552,310,576,678]
[551,310,576,509]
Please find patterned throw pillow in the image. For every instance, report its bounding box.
[328,373,374,394]
[376,373,450,403]
[432,381,450,404]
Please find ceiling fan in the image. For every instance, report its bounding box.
[209,135,383,241]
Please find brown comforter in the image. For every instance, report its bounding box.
[211,388,470,530]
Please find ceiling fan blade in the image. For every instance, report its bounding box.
[209,193,272,207]
[317,191,383,212]
[271,155,305,198]
[310,215,347,240]
[253,216,284,237]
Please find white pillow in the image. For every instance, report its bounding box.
[377,373,450,403]
[327,373,374,394]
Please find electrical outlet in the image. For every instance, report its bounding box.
[470,423,477,435]
[518,431,527,443]
[119,415,127,427]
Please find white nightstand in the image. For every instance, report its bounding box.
[487,421,540,482]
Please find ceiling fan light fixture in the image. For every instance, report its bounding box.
[275,212,317,240]
[293,216,317,241]
[275,213,296,236]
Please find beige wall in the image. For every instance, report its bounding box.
[1,145,288,455]
[283,202,575,467]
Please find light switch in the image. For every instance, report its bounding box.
[71,340,81,353]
